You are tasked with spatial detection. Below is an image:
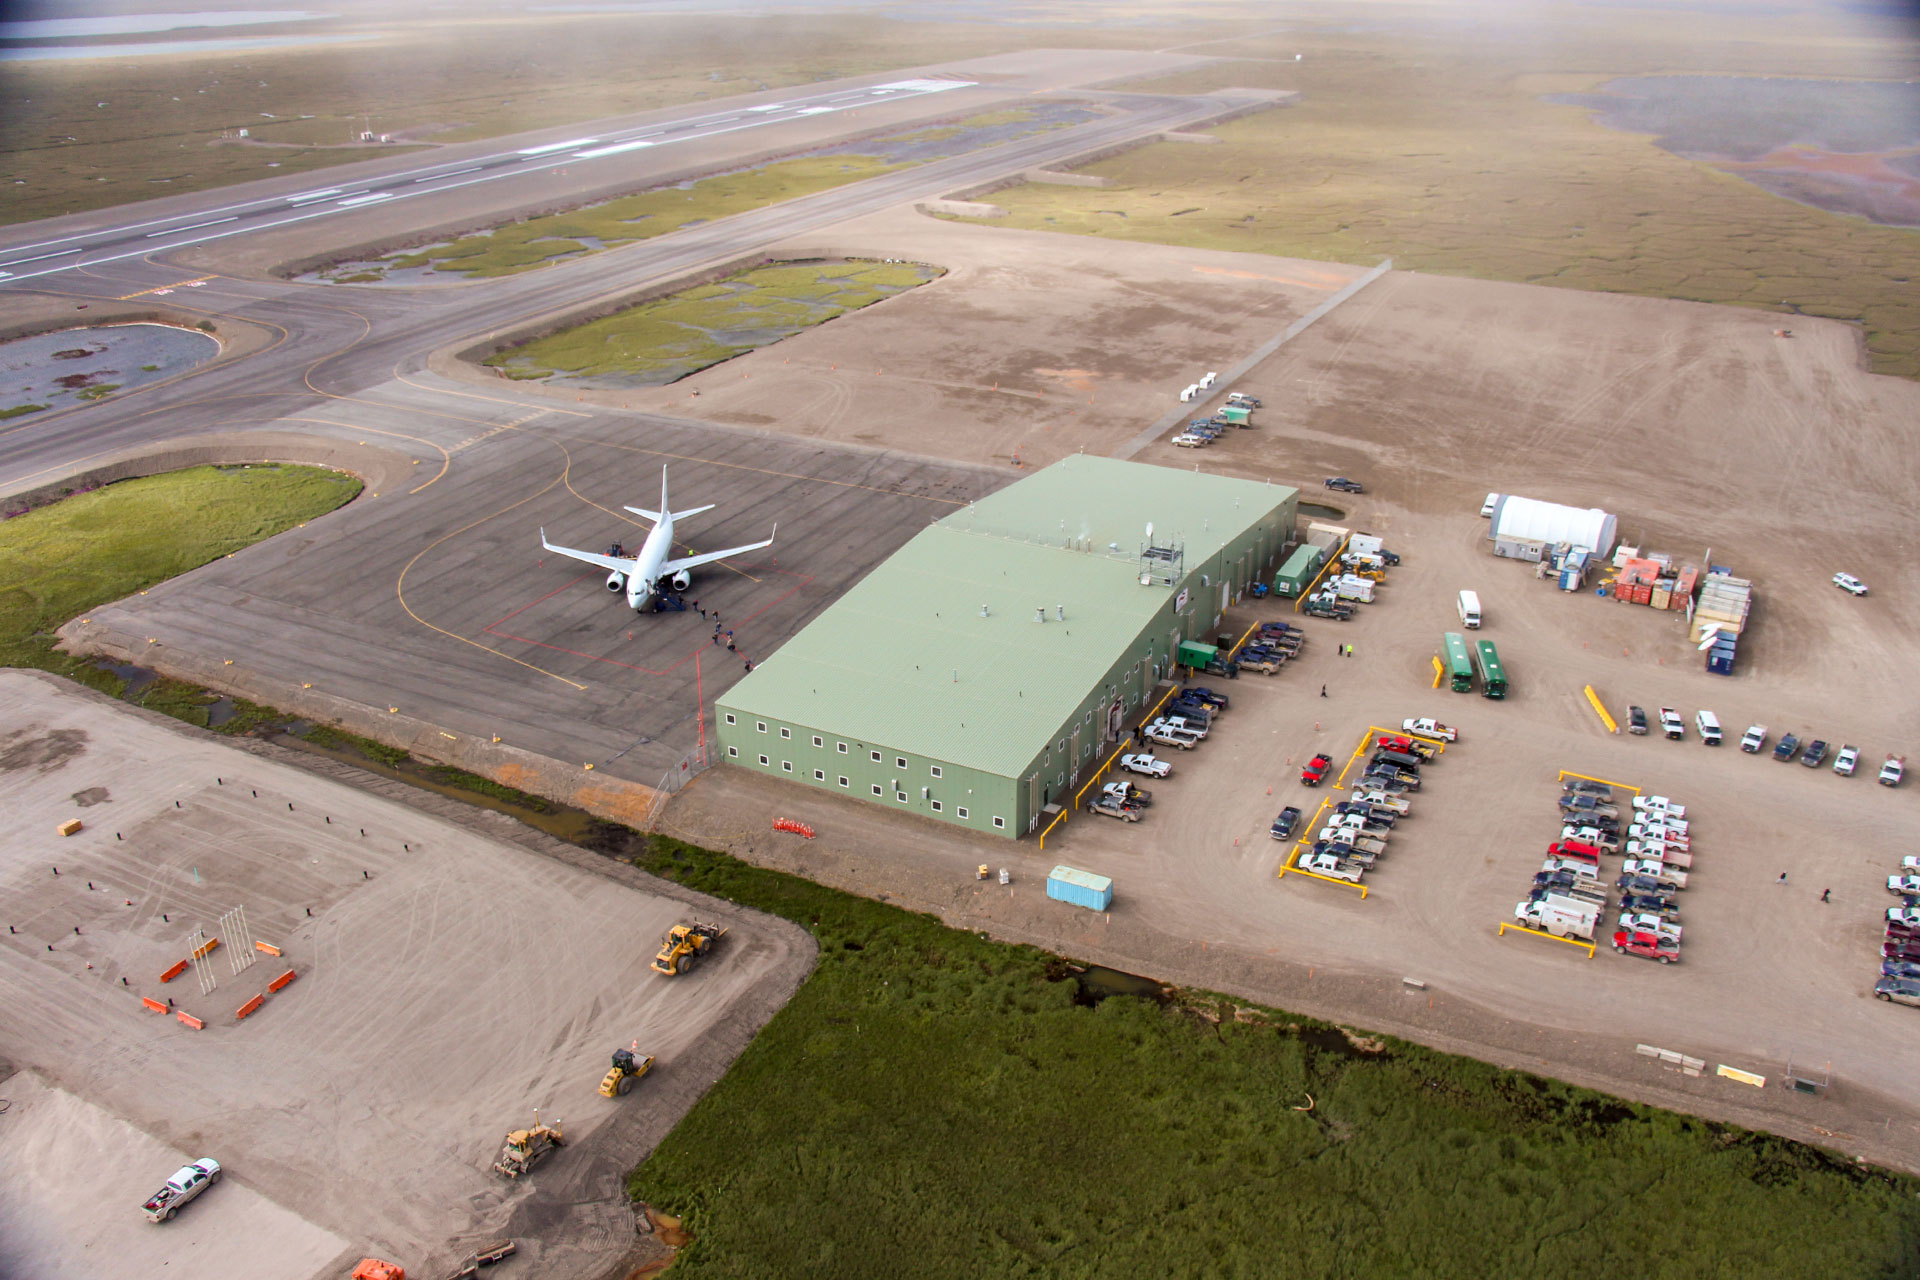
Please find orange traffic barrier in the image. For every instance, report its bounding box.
[191,936,220,960]
[176,1010,204,1030]
[236,994,265,1020]
[267,968,297,993]
[142,997,168,1014]
[255,941,282,957]
[160,960,188,983]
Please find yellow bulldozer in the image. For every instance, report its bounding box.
[651,922,727,976]
[598,1044,655,1097]
[491,1113,564,1179]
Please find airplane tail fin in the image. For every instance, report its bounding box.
[624,466,675,524]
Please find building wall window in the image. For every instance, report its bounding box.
[812,735,824,748]
[724,713,736,725]
[780,727,791,740]
[872,784,883,796]
[838,776,850,788]
[931,800,943,812]
[838,742,849,754]
[895,757,907,770]
[957,807,970,820]
[870,750,882,763]
[726,746,738,758]
[993,816,1006,829]
[813,769,825,781]
[756,721,767,734]
[930,765,943,779]
[758,754,769,766]
[781,760,793,773]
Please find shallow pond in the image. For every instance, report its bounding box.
[1550,76,1920,227]
[0,324,218,416]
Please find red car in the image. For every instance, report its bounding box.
[1547,840,1602,863]
[1301,753,1333,787]
[1613,929,1680,964]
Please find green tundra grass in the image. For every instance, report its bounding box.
[0,465,361,720]
[628,837,1920,1277]
[348,155,908,281]
[486,259,941,383]
[984,32,1920,379]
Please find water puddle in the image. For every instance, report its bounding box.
[1298,502,1345,520]
[0,324,217,416]
[1549,76,1920,228]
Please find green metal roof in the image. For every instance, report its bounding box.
[720,456,1295,777]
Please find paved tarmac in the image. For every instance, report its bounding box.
[0,50,1261,794]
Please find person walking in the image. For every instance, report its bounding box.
[1320,684,1327,698]
[1821,888,1831,902]
[1777,872,1788,884]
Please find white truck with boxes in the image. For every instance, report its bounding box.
[1457,590,1482,629]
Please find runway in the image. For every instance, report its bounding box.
[0,49,1258,791]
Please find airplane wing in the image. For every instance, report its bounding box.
[661,525,775,576]
[540,529,633,574]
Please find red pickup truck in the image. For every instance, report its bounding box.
[1612,930,1680,964]
[1300,753,1333,787]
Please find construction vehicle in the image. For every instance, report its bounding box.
[351,1262,405,1280]
[492,1114,564,1178]
[598,1043,655,1097]
[652,922,727,976]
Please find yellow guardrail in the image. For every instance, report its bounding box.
[1497,921,1596,958]
[1279,839,1368,897]
[1040,686,1185,849]
[1583,685,1619,734]
[1557,769,1640,797]
[1292,535,1351,613]
[1431,655,1444,689]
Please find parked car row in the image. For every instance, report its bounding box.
[1102,687,1234,821]
[1628,706,1904,786]
[1878,859,1920,1008]
[1287,720,1440,886]
[1232,620,1308,675]
[1171,393,1260,448]
[1513,782,1693,964]
[1303,533,1398,619]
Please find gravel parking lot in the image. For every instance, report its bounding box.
[663,260,1920,1169]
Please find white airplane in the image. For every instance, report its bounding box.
[540,468,775,612]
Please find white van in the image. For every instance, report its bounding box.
[1457,590,1482,629]
[1695,709,1723,746]
[1480,493,1500,518]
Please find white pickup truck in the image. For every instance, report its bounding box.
[144,1159,220,1222]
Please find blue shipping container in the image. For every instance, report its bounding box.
[1047,865,1114,911]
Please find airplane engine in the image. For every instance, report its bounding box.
[670,569,692,592]
[606,572,627,593]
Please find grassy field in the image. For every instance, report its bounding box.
[487,259,941,384]
[982,29,1920,378]
[0,11,1060,224]
[330,155,908,281]
[0,465,361,720]
[628,836,1920,1276]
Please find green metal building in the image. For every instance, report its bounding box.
[714,456,1297,837]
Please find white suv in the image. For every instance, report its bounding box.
[1832,572,1869,596]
